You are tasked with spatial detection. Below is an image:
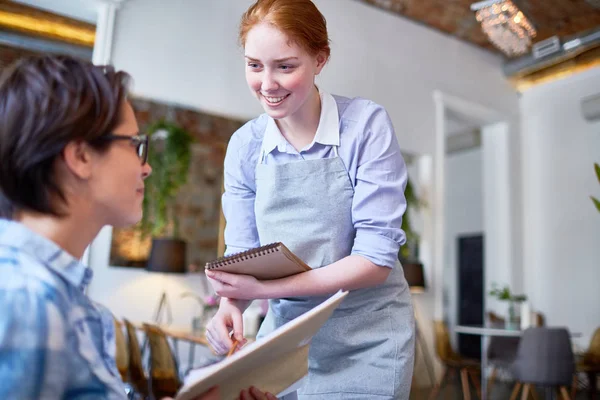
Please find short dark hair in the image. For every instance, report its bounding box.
[0,55,131,219]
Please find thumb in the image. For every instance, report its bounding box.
[206,270,230,284]
[231,309,245,341]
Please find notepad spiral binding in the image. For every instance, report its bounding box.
[205,242,281,270]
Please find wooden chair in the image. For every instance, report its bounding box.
[428,321,481,400]
[114,318,129,382]
[143,323,182,399]
[572,327,600,400]
[124,319,150,398]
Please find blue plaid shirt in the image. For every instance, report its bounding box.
[0,219,127,399]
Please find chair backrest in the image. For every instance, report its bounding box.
[583,327,600,365]
[113,318,129,382]
[143,323,182,399]
[433,321,460,363]
[124,319,149,397]
[532,311,545,327]
[512,327,575,386]
[487,311,505,326]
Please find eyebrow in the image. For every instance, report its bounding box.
[245,56,299,63]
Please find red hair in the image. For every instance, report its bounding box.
[239,0,331,60]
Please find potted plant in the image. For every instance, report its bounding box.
[399,177,423,262]
[398,177,428,293]
[488,283,527,330]
[591,163,600,213]
[139,120,193,263]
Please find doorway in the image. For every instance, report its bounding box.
[457,234,484,359]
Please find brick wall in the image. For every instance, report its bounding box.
[110,98,245,270]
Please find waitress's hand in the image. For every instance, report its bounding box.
[205,270,266,300]
[205,297,247,355]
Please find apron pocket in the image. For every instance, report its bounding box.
[300,307,398,397]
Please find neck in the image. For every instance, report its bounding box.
[17,208,103,261]
[276,86,321,150]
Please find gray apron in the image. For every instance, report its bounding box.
[254,144,415,400]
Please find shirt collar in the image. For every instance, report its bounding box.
[0,219,93,292]
[262,87,340,156]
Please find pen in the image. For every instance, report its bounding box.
[227,340,239,358]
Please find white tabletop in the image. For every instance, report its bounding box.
[454,325,582,338]
[454,325,525,337]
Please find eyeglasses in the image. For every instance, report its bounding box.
[101,133,149,165]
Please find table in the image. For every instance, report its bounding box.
[454,325,531,400]
[455,325,583,400]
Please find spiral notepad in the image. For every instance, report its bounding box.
[205,242,311,280]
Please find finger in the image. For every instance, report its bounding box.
[207,318,232,355]
[266,392,278,400]
[205,329,220,354]
[238,389,250,400]
[249,386,267,400]
[206,277,225,291]
[231,308,245,342]
[206,270,238,285]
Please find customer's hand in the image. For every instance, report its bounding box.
[161,385,220,400]
[237,386,278,400]
[205,297,247,355]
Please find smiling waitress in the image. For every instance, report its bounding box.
[205,0,415,399]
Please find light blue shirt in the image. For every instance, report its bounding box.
[222,90,407,268]
[0,219,126,400]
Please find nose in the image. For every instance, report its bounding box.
[142,162,152,179]
[261,70,279,92]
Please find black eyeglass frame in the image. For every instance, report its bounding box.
[100,133,149,165]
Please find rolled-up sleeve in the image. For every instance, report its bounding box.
[350,103,407,268]
[221,131,261,256]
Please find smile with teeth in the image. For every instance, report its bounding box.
[263,94,289,104]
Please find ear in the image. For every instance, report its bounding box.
[314,51,328,75]
[62,140,94,180]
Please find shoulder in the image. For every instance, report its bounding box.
[227,113,268,160]
[332,94,391,126]
[0,260,69,339]
[0,244,71,315]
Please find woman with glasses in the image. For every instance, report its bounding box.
[0,55,273,400]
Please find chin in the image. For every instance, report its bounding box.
[112,211,143,229]
[263,108,289,120]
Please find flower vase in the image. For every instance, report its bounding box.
[506,301,519,330]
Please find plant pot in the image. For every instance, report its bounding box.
[147,238,187,274]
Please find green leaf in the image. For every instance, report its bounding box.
[592,196,600,213]
[595,163,600,183]
[139,120,193,239]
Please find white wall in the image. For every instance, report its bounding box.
[443,147,484,344]
[521,66,600,346]
[110,0,518,155]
